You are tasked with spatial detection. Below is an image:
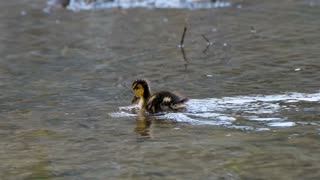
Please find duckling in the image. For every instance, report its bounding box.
[131,80,188,113]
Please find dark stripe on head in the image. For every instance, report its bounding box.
[132,79,149,89]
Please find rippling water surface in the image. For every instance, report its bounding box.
[1,0,320,179]
[67,0,231,10]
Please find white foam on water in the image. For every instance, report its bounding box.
[111,91,320,130]
[267,122,296,127]
[110,111,137,117]
[248,117,285,122]
[160,112,235,126]
[228,125,255,131]
[256,128,271,131]
[68,0,231,11]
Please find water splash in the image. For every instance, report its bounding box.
[68,0,231,11]
[110,92,320,130]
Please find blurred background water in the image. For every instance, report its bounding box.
[0,0,320,179]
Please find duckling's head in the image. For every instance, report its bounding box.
[131,79,151,104]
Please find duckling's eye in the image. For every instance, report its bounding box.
[131,85,137,90]
[133,84,143,90]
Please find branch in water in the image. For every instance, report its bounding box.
[202,34,210,43]
[202,34,213,45]
[179,25,187,48]
[201,34,214,54]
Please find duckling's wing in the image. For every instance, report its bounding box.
[145,94,162,113]
[145,91,188,113]
[158,91,188,112]
[169,103,187,112]
[167,97,188,112]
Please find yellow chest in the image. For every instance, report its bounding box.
[138,98,145,110]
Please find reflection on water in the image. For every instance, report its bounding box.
[135,113,153,138]
[1,0,320,179]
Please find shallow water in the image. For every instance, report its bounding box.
[1,0,320,179]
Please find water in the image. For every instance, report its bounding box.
[67,0,231,10]
[113,92,320,130]
[1,0,320,179]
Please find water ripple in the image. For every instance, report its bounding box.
[111,91,320,130]
[68,0,231,11]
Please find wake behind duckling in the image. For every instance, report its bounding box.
[111,91,320,131]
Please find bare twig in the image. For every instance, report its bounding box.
[201,34,214,54]
[202,45,210,54]
[179,25,187,48]
[177,24,188,70]
[180,47,188,62]
[181,49,188,70]
[180,45,188,70]
[201,34,210,43]
[201,34,214,45]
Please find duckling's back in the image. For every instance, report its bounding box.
[145,91,188,113]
